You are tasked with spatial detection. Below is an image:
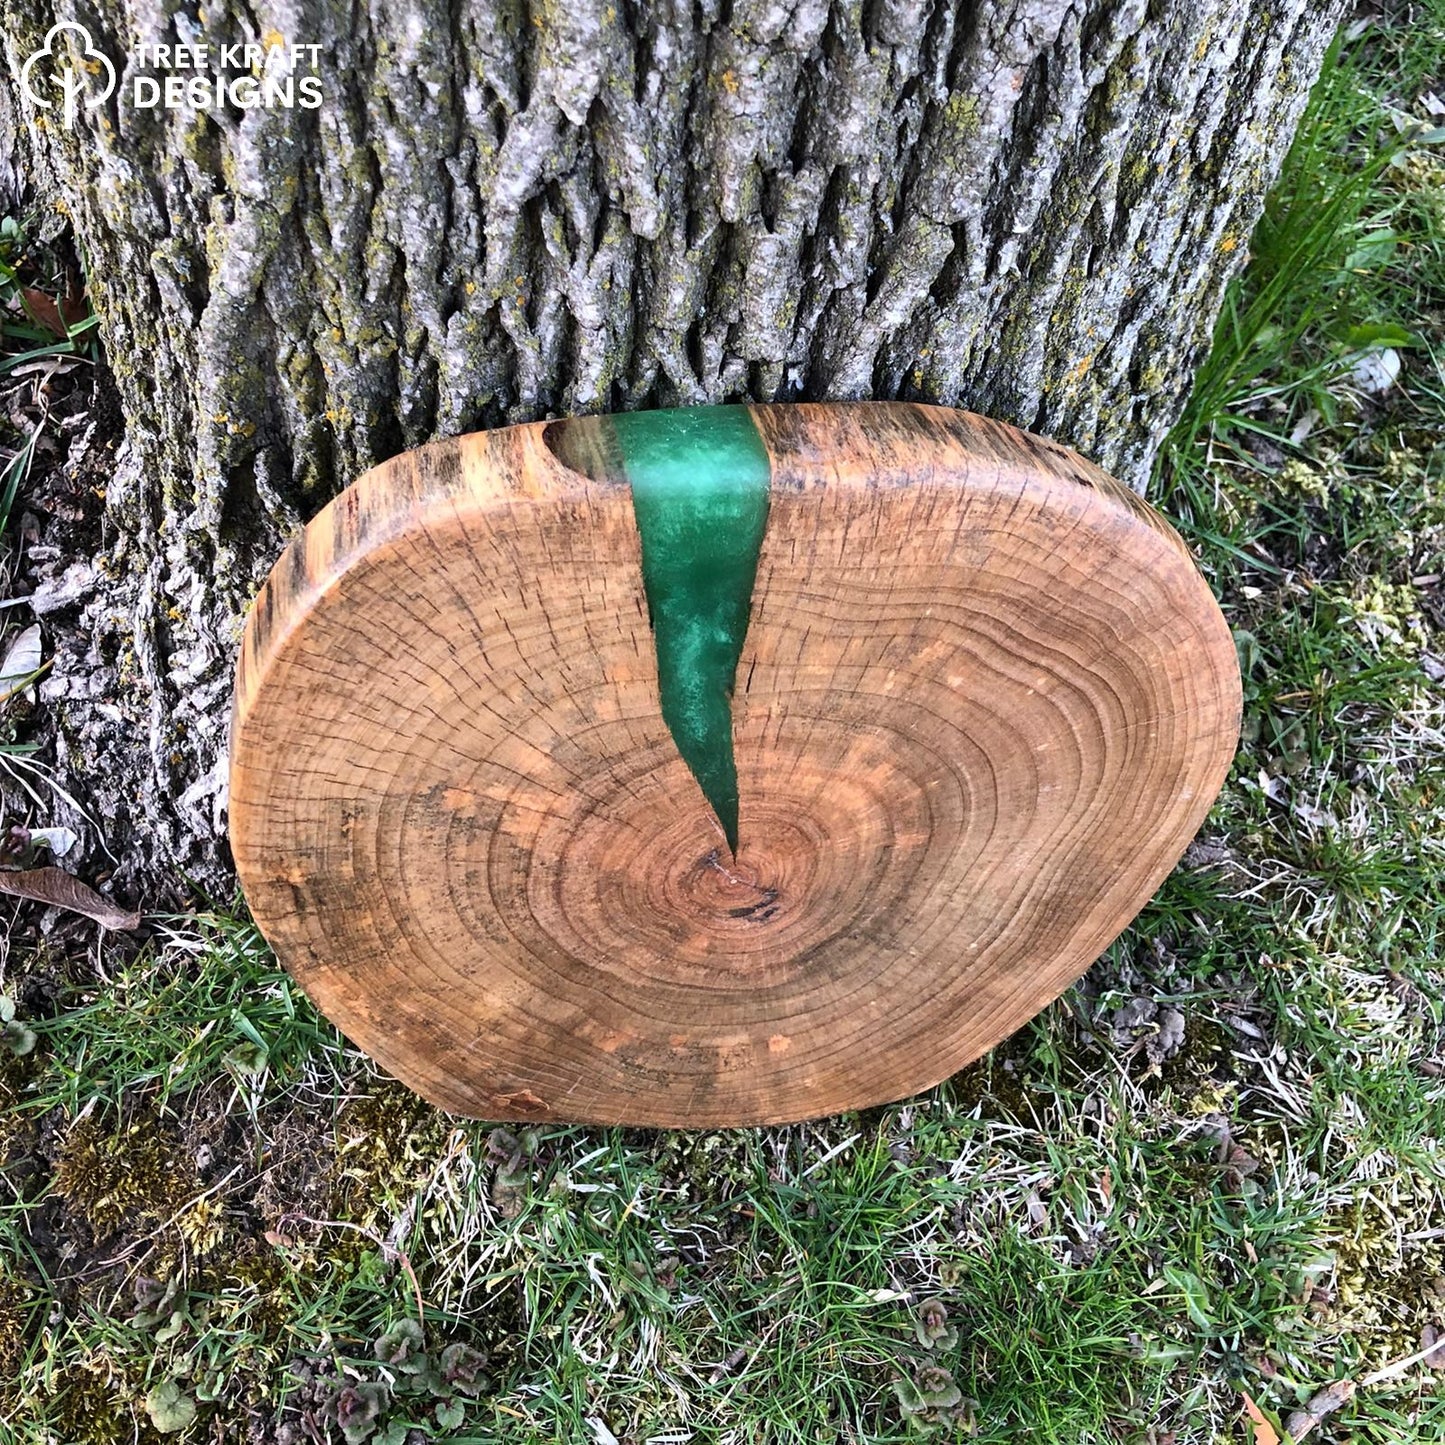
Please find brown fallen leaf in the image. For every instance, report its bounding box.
[1282,1380,1356,1442]
[20,287,69,339]
[0,867,140,930]
[1421,1322,1445,1371]
[1240,1390,1280,1445]
[20,281,88,339]
[1222,1140,1261,1195]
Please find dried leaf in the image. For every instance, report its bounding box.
[30,826,77,858]
[20,287,69,339]
[1292,798,1334,830]
[1221,1141,1262,1196]
[1240,1390,1280,1445]
[1346,347,1401,395]
[1282,1380,1356,1442]
[0,623,42,700]
[0,867,140,929]
[1024,1188,1048,1230]
[1288,408,1320,446]
[18,281,87,338]
[1421,1322,1445,1371]
[709,1345,749,1382]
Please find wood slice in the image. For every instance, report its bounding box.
[228,402,1240,1127]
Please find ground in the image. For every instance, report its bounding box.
[2,7,1444,1444]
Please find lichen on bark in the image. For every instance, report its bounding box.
[0,0,1343,897]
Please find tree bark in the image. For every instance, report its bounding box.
[0,0,1342,901]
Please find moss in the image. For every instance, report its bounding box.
[0,1031,43,1122]
[174,1192,227,1258]
[642,1130,761,1231]
[211,1242,298,1338]
[327,1080,450,1225]
[1158,1016,1237,1100]
[0,1266,32,1377]
[46,1360,170,1445]
[52,1109,198,1240]
[1324,1193,1445,1368]
[947,1029,1039,1121]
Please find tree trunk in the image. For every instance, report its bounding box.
[0,0,1342,902]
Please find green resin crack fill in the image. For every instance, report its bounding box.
[613,406,771,857]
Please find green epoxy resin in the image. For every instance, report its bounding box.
[615,406,772,857]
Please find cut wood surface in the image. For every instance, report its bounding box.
[228,402,1241,1127]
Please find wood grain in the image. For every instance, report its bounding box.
[228,402,1241,1127]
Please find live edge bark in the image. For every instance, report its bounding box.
[0,0,1341,899]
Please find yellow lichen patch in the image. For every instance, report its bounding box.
[942,92,982,141]
[1342,575,1429,653]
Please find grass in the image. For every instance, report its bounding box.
[17,916,348,1118]
[3,7,1445,1444]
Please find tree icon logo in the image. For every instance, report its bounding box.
[19,22,116,130]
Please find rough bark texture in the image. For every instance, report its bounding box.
[0,0,1342,901]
